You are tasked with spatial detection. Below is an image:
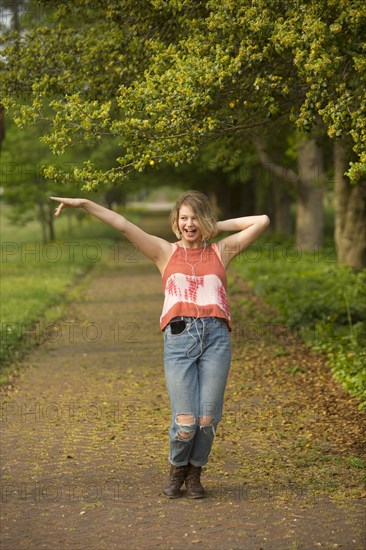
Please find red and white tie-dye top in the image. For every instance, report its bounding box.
[160,242,231,331]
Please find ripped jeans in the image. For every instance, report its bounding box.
[163,317,231,467]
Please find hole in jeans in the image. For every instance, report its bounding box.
[198,415,214,426]
[176,414,196,441]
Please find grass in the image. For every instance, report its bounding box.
[0,201,169,374]
[0,202,131,372]
[232,233,366,409]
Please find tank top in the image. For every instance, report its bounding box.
[160,242,231,331]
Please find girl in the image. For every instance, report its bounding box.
[50,190,270,499]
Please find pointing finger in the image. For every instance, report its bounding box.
[54,203,64,216]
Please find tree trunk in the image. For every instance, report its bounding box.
[201,172,230,217]
[208,189,219,216]
[334,141,366,270]
[273,179,293,237]
[12,0,20,31]
[230,180,256,218]
[202,171,262,219]
[47,203,55,241]
[254,135,324,250]
[38,201,56,242]
[0,106,5,154]
[296,138,324,250]
[38,203,47,243]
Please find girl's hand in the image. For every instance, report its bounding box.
[50,197,87,216]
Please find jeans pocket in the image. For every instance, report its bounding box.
[164,324,188,344]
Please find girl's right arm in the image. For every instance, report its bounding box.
[50,197,172,271]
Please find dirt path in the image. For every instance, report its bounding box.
[1,251,365,550]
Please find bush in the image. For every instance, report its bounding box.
[234,236,366,409]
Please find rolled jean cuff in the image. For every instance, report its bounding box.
[169,459,189,467]
[188,459,207,467]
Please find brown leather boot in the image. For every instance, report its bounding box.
[163,464,189,498]
[185,463,206,499]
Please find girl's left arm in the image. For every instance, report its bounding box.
[215,215,270,268]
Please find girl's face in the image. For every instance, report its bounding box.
[178,204,203,247]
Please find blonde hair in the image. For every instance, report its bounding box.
[170,190,217,241]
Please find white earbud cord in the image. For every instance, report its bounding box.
[182,242,207,359]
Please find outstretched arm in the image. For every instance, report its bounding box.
[215,215,270,268]
[50,197,172,270]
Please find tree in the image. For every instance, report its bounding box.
[0,106,5,153]
[0,117,129,241]
[1,0,365,265]
[0,0,23,154]
[194,138,274,221]
[334,142,366,269]
[254,132,325,250]
[1,118,70,241]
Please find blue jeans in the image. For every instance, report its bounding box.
[163,317,231,467]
